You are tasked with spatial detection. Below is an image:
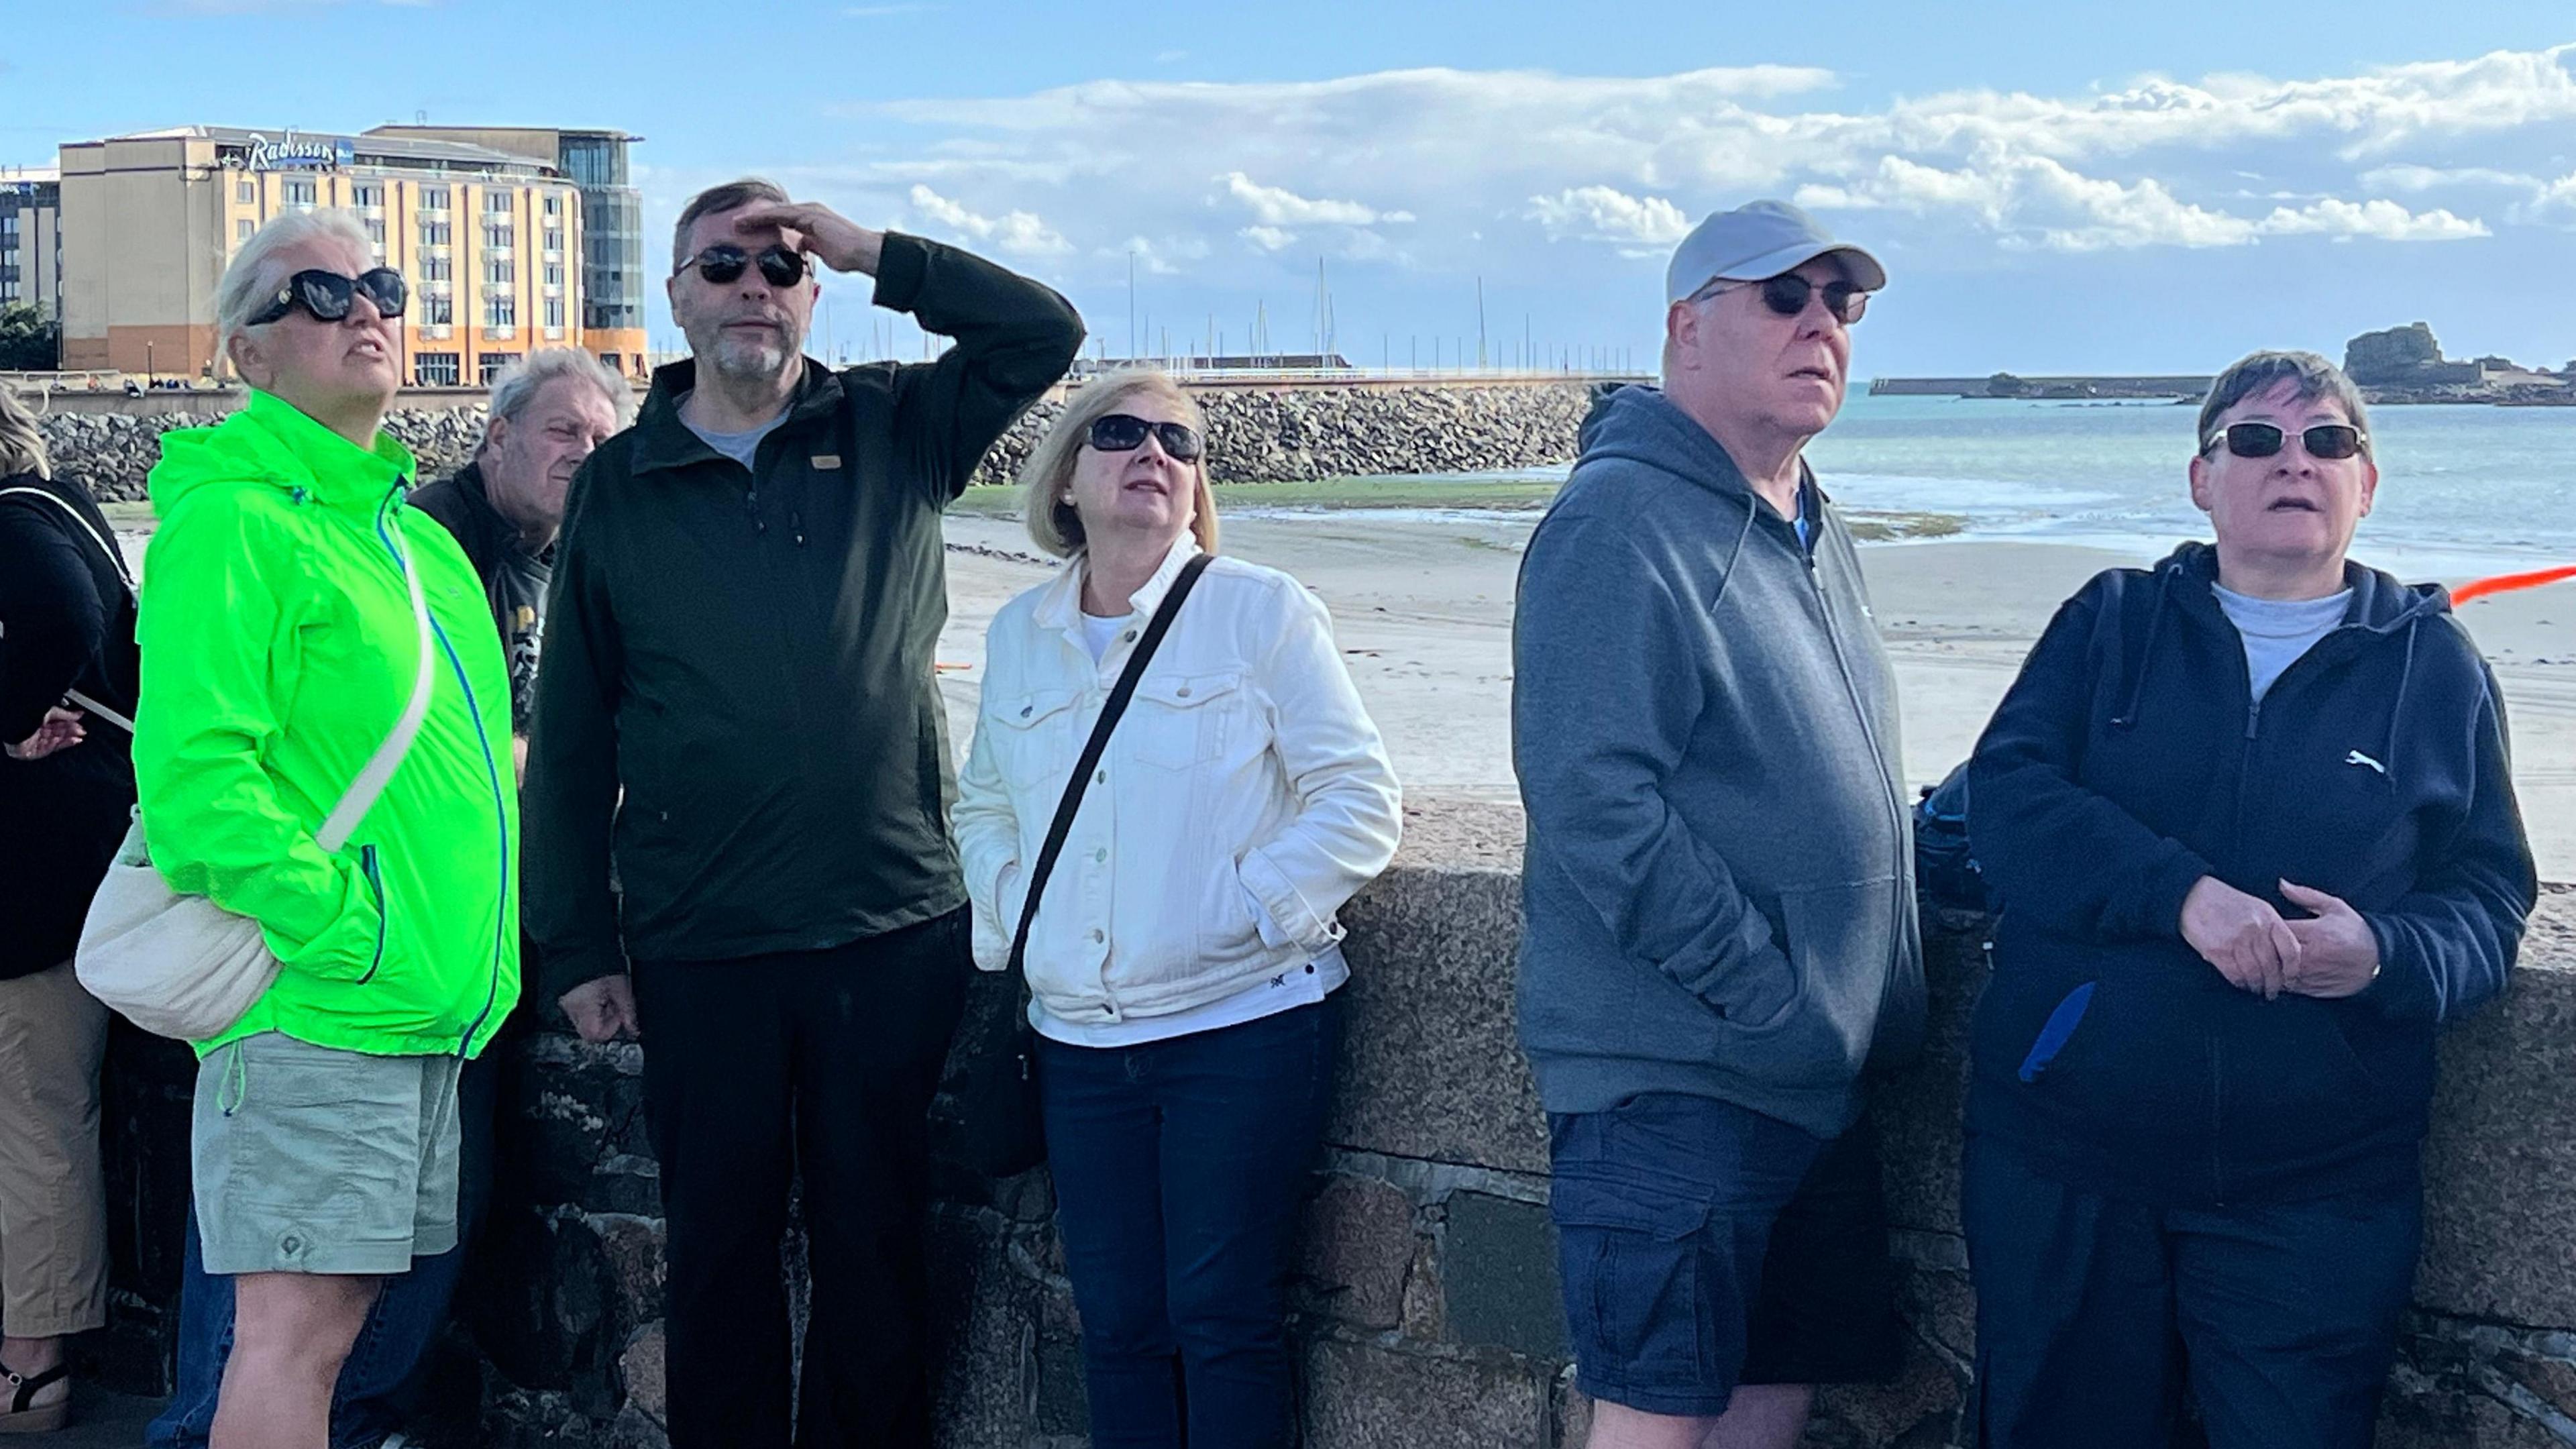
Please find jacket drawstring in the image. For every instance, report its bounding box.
[2110,564,2178,729]
[2383,618,2420,778]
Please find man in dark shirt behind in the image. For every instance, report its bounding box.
[523,178,1083,1448]
[411,347,633,751]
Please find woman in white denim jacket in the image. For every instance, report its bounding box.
[953,370,1399,1448]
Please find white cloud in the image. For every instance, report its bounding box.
[792,46,2570,290]
[1220,172,1410,227]
[1526,186,1693,246]
[904,184,1071,257]
[2255,197,2487,241]
[1796,150,2487,250]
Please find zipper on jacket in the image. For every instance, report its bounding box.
[431,610,513,1059]
[1801,536,1912,917]
[358,844,388,984]
[381,496,513,1059]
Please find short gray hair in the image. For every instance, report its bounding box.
[214,209,376,370]
[2196,350,2373,456]
[481,347,637,449]
[672,177,790,274]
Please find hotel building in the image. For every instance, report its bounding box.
[52,124,646,384]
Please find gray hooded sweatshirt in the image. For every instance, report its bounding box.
[1512,385,1924,1138]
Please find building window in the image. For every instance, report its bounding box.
[423,292,453,325]
[486,293,516,327]
[284,179,317,207]
[236,179,255,203]
[480,352,521,384]
[484,190,514,215]
[237,218,254,242]
[543,262,564,287]
[544,228,563,254]
[415,352,461,386]
[421,185,449,211]
[354,184,383,207]
[366,218,386,248]
[419,220,451,248]
[484,256,515,287]
[544,193,563,218]
[421,254,451,283]
[545,296,566,329]
[484,223,513,251]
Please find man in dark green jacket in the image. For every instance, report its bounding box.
[523,177,1083,1449]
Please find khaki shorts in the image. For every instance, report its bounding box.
[191,1032,462,1276]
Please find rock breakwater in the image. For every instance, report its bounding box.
[38,382,1600,504]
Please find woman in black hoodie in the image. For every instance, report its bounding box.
[0,385,139,1433]
[1962,351,2536,1449]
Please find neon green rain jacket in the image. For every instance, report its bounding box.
[133,390,519,1058]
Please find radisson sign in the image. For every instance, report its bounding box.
[229,130,357,173]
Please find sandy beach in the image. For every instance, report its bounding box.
[936,513,2576,881]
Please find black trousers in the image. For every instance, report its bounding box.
[633,908,971,1449]
[1964,1133,2421,1449]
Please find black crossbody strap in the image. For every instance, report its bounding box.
[1007,552,1216,975]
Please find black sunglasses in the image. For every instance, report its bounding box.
[2202,421,2370,462]
[1696,273,1870,325]
[247,268,407,327]
[1087,413,1204,462]
[675,244,808,288]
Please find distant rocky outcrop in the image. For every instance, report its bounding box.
[2345,322,2446,383]
[2341,323,2572,404]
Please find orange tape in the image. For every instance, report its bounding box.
[2453,566,2576,605]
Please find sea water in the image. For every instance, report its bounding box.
[1362,393,2576,574]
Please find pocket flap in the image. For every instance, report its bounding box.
[1548,1174,1711,1240]
[993,688,1079,729]
[1134,671,1243,711]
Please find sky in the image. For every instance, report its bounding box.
[7,1,2575,378]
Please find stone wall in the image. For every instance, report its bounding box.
[433,868,2575,1449]
[89,856,2575,1446]
[32,380,1593,505]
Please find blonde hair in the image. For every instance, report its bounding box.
[0,386,48,480]
[1020,370,1219,559]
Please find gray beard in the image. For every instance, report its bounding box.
[705,330,796,388]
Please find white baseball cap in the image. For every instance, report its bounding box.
[1665,200,1887,305]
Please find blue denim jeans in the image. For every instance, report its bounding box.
[1037,997,1340,1449]
[146,1046,497,1449]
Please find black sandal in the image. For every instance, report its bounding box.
[0,1360,70,1434]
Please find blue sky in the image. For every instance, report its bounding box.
[8,1,2575,377]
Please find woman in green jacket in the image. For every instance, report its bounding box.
[132,209,517,1449]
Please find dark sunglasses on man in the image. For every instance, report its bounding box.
[674,244,809,288]
[2202,421,2370,462]
[1692,272,1870,325]
[1086,413,1204,462]
[247,268,408,327]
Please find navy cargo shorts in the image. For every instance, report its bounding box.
[1547,1092,1900,1419]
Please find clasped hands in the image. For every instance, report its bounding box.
[2179,875,2379,1001]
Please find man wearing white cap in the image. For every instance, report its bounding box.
[1513,201,1923,1448]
